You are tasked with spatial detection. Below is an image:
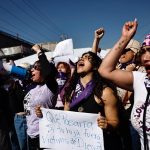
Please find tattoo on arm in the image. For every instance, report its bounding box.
[115,40,125,51]
[118,40,125,49]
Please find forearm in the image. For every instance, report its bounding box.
[32,44,52,79]
[98,116,119,131]
[99,36,130,73]
[38,52,51,78]
[64,102,70,111]
[92,38,100,53]
[38,51,58,94]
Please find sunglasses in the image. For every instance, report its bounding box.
[32,64,41,71]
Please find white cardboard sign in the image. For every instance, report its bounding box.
[39,108,104,150]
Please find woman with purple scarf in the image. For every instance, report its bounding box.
[62,51,123,150]
[55,62,71,110]
[99,19,150,150]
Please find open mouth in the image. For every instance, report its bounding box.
[78,61,84,66]
[145,65,150,71]
[31,73,35,78]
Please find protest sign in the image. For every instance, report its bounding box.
[39,108,104,150]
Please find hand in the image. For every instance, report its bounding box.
[122,19,138,39]
[126,63,136,71]
[48,57,54,62]
[95,28,105,39]
[35,105,43,118]
[32,44,41,53]
[9,60,15,66]
[97,112,108,129]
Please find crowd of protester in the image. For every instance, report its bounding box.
[0,19,149,150]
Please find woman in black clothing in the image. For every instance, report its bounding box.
[35,51,125,150]
[63,51,123,150]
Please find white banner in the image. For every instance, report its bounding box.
[39,108,104,150]
[53,39,73,58]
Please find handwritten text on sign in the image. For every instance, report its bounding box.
[39,108,104,150]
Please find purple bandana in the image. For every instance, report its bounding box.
[56,72,68,93]
[142,34,150,47]
[70,80,95,108]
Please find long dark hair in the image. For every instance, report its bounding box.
[32,60,58,94]
[62,51,117,103]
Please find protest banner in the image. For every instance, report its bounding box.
[39,108,104,150]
